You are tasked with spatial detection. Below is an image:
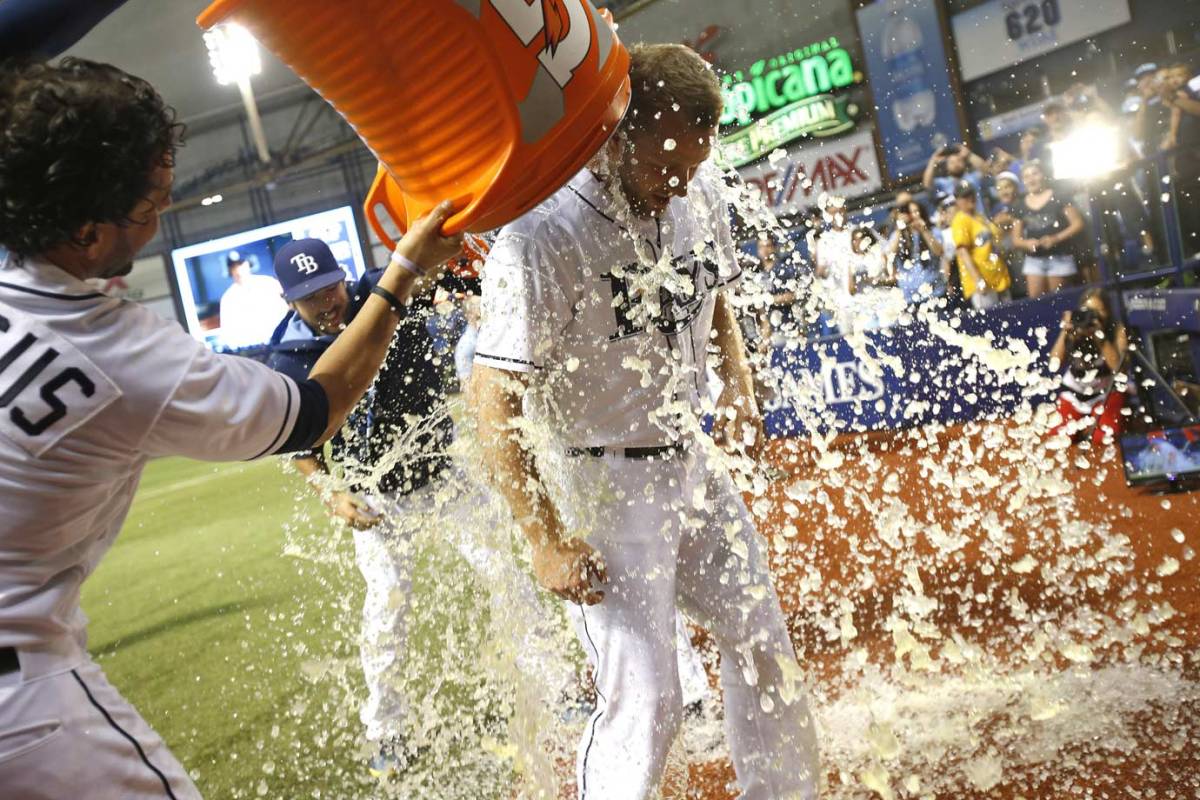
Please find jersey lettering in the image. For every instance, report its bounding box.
[604,272,644,340]
[604,255,721,339]
[0,306,120,456]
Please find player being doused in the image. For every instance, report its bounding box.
[471,43,820,799]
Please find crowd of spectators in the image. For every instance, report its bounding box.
[741,58,1200,348]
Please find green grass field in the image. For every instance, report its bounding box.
[83,457,372,798]
[83,455,543,799]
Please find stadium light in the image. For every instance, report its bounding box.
[203,24,271,165]
[1050,123,1120,182]
[203,23,261,86]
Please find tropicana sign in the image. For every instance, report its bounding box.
[719,36,861,167]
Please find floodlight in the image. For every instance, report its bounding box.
[1050,123,1120,182]
[203,23,261,87]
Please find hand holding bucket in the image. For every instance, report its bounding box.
[197,0,631,246]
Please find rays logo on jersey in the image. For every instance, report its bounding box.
[604,253,720,340]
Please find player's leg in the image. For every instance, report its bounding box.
[353,495,416,749]
[0,658,201,799]
[675,464,819,800]
[561,455,687,800]
[674,612,710,710]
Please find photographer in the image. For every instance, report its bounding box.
[885,198,946,306]
[1049,289,1129,446]
[923,143,988,207]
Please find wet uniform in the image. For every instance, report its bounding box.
[0,254,326,798]
[476,164,819,800]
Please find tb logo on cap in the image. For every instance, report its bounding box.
[290,253,320,275]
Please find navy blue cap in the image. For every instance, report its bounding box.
[1134,63,1159,79]
[274,238,347,301]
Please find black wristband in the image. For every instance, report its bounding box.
[371,285,407,315]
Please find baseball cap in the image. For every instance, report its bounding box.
[1134,62,1159,79]
[953,180,977,199]
[274,238,347,301]
[995,170,1020,186]
[226,250,247,267]
[936,192,955,208]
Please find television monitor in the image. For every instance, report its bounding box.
[170,206,367,351]
[1120,424,1200,487]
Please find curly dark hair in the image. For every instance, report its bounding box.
[0,57,184,256]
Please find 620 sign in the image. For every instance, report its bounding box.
[1005,0,1062,40]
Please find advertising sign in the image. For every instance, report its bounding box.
[617,0,872,168]
[737,129,883,215]
[951,0,1131,82]
[856,0,963,182]
[718,36,864,167]
[764,289,1080,438]
[722,94,859,168]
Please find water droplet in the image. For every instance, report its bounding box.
[663,138,677,151]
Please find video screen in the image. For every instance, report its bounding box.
[1121,425,1200,486]
[170,206,368,351]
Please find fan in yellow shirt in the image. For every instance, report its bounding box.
[950,180,1012,309]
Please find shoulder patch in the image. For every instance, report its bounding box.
[0,304,122,457]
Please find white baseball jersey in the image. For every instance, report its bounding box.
[218,274,289,348]
[0,255,303,652]
[474,164,741,447]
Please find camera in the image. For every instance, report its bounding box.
[1072,308,1099,329]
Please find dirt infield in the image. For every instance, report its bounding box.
[687,422,1199,799]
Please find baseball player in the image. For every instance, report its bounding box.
[265,238,480,775]
[0,58,460,799]
[472,44,819,799]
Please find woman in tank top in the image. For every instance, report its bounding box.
[1012,159,1086,298]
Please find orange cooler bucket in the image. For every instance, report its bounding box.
[197,0,631,244]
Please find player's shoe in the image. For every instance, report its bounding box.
[367,740,413,781]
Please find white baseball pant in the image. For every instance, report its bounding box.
[0,643,201,799]
[355,474,563,743]
[562,449,819,800]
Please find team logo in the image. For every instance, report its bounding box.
[491,0,590,88]
[605,255,721,340]
[290,253,320,275]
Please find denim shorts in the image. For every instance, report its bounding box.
[1022,253,1078,278]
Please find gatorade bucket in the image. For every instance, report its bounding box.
[197,0,631,246]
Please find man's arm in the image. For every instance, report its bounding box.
[922,152,941,191]
[956,246,986,288]
[291,452,380,529]
[711,293,764,459]
[1169,90,1200,117]
[470,365,607,605]
[962,145,988,172]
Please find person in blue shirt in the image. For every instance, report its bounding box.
[266,238,478,778]
[922,143,989,211]
[885,197,946,305]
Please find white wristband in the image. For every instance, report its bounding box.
[389,250,426,278]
